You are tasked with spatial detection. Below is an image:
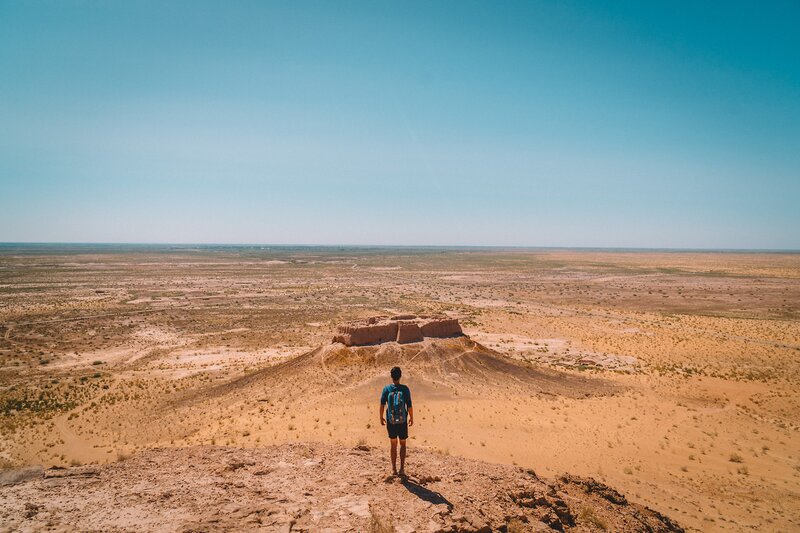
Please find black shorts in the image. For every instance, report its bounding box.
[386,421,408,440]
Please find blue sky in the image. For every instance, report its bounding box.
[1,1,798,248]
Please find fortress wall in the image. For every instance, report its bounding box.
[420,318,463,338]
[333,315,462,346]
[396,322,424,344]
[336,322,398,346]
[332,333,351,345]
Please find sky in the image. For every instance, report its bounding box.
[1,1,798,248]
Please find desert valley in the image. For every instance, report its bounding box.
[0,245,798,531]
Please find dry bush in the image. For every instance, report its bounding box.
[506,518,527,533]
[579,506,608,530]
[369,507,395,533]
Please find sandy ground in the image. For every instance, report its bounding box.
[1,247,799,532]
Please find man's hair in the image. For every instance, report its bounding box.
[390,366,402,380]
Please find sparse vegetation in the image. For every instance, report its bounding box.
[369,508,395,533]
[579,506,608,530]
[506,518,527,533]
[0,247,797,531]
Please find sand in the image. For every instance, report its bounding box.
[1,247,798,531]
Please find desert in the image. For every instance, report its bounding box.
[3,0,799,530]
[0,245,798,531]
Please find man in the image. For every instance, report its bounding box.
[379,366,413,477]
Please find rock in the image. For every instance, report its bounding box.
[0,465,43,486]
[0,444,683,532]
[559,475,627,505]
[330,494,370,518]
[225,460,255,471]
[43,466,100,479]
[550,497,575,527]
[24,502,42,518]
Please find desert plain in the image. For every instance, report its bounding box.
[0,245,798,531]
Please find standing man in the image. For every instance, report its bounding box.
[380,366,413,477]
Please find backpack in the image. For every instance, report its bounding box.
[386,386,407,424]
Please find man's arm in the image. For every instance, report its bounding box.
[405,386,413,426]
[379,403,385,426]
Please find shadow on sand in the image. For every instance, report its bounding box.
[401,477,453,509]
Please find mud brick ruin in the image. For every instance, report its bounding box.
[332,315,463,346]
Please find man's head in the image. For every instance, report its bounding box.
[390,366,402,382]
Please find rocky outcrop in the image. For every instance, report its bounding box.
[0,443,683,532]
[333,315,462,346]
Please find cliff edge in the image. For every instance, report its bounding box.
[0,443,683,532]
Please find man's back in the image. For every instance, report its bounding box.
[380,367,414,476]
[381,383,411,424]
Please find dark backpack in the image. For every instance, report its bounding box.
[386,386,407,424]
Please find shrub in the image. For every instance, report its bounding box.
[579,507,608,531]
[506,518,527,533]
[369,508,395,533]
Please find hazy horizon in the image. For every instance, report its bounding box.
[1,241,798,253]
[2,1,799,248]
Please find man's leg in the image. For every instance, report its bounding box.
[390,438,398,474]
[399,439,407,475]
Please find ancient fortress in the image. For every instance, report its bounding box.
[332,315,463,346]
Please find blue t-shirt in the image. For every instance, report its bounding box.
[380,383,412,417]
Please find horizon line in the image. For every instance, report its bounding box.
[1,241,799,254]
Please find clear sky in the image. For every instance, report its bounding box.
[1,1,798,248]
